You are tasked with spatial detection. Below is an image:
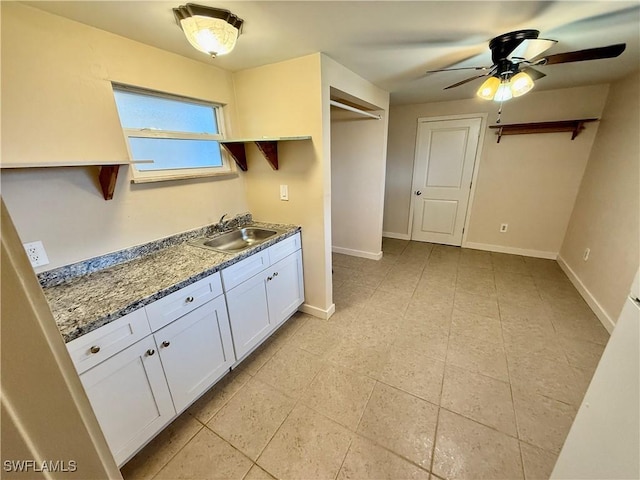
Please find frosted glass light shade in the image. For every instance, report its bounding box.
[180,16,239,56]
[477,76,500,100]
[510,71,534,97]
[494,82,513,102]
[173,4,243,58]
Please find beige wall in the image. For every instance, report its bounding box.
[331,108,388,258]
[384,84,609,257]
[0,3,248,271]
[232,54,330,315]
[560,71,640,327]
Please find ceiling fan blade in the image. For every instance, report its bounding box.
[541,43,626,65]
[444,73,491,90]
[427,65,492,73]
[520,67,546,81]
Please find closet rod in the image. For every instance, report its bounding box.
[330,100,381,120]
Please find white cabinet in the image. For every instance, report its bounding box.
[78,336,175,466]
[226,241,304,361]
[155,295,235,413]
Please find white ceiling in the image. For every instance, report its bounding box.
[25,1,640,105]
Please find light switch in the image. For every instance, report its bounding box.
[280,185,289,201]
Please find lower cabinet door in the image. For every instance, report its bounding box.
[267,250,305,326]
[226,272,272,360]
[79,336,175,467]
[155,296,235,413]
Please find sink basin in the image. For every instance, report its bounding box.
[190,227,282,253]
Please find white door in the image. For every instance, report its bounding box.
[156,296,235,413]
[79,336,175,466]
[267,250,305,327]
[411,117,482,245]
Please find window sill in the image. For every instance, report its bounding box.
[130,170,239,184]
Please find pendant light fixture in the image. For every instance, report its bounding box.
[173,4,243,58]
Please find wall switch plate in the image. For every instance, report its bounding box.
[583,248,590,261]
[500,223,508,233]
[23,241,50,267]
[279,185,289,201]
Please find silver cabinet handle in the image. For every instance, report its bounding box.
[267,276,272,281]
[161,341,170,348]
[90,345,101,354]
[273,272,279,277]
[415,191,422,196]
[185,296,194,303]
[146,349,155,356]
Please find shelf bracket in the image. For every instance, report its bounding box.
[255,141,279,170]
[98,165,120,200]
[220,143,248,171]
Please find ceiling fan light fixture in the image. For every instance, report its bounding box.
[510,71,534,97]
[493,81,513,102]
[173,4,243,58]
[477,76,500,100]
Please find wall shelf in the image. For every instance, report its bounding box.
[0,160,149,200]
[489,119,599,143]
[220,136,311,171]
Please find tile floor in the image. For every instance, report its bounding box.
[121,240,609,480]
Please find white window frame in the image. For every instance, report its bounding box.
[112,84,236,183]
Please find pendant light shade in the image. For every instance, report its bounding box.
[477,76,500,100]
[510,71,535,97]
[476,71,534,101]
[173,4,243,58]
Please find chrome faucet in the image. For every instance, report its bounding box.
[219,213,228,224]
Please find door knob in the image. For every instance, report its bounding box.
[415,190,422,196]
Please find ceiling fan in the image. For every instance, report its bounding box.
[428,29,626,102]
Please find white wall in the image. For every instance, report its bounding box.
[384,84,609,257]
[559,71,640,328]
[0,3,248,271]
[330,107,387,259]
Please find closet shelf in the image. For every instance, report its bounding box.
[220,136,311,171]
[489,119,599,143]
[0,160,150,201]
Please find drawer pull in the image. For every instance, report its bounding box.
[161,341,171,348]
[185,296,195,303]
[273,271,279,277]
[267,276,272,282]
[89,345,101,354]
[146,349,155,356]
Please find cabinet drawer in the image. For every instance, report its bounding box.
[67,308,151,375]
[268,233,301,264]
[221,250,270,290]
[146,273,223,332]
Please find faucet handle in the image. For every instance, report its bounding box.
[219,213,228,224]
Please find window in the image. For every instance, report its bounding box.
[112,85,233,182]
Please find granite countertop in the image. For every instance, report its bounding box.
[41,216,300,343]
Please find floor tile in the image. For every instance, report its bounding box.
[491,252,530,274]
[254,344,323,398]
[456,268,497,298]
[378,348,445,404]
[121,413,203,480]
[459,249,493,269]
[208,378,295,460]
[394,319,449,361]
[441,365,517,436]
[337,435,430,480]
[287,318,343,356]
[513,392,577,453]
[446,333,509,382]
[187,369,252,424]
[155,428,252,480]
[432,409,524,480]
[367,289,411,315]
[558,336,606,375]
[449,309,503,345]
[324,337,391,378]
[509,356,583,406]
[243,465,275,480]
[357,383,438,469]
[520,442,558,480]
[453,290,500,319]
[257,405,352,480]
[301,363,375,430]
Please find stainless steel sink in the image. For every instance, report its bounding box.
[190,227,283,253]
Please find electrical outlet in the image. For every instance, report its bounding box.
[23,241,50,267]
[280,184,289,201]
[583,248,590,261]
[500,223,508,233]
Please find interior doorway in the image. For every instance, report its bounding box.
[410,116,483,246]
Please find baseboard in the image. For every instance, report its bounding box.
[382,231,411,241]
[331,246,383,261]
[463,241,558,260]
[556,255,616,333]
[299,302,336,320]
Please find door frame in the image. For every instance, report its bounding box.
[407,113,488,246]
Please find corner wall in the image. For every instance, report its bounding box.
[559,71,640,329]
[0,3,248,271]
[384,85,609,257]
